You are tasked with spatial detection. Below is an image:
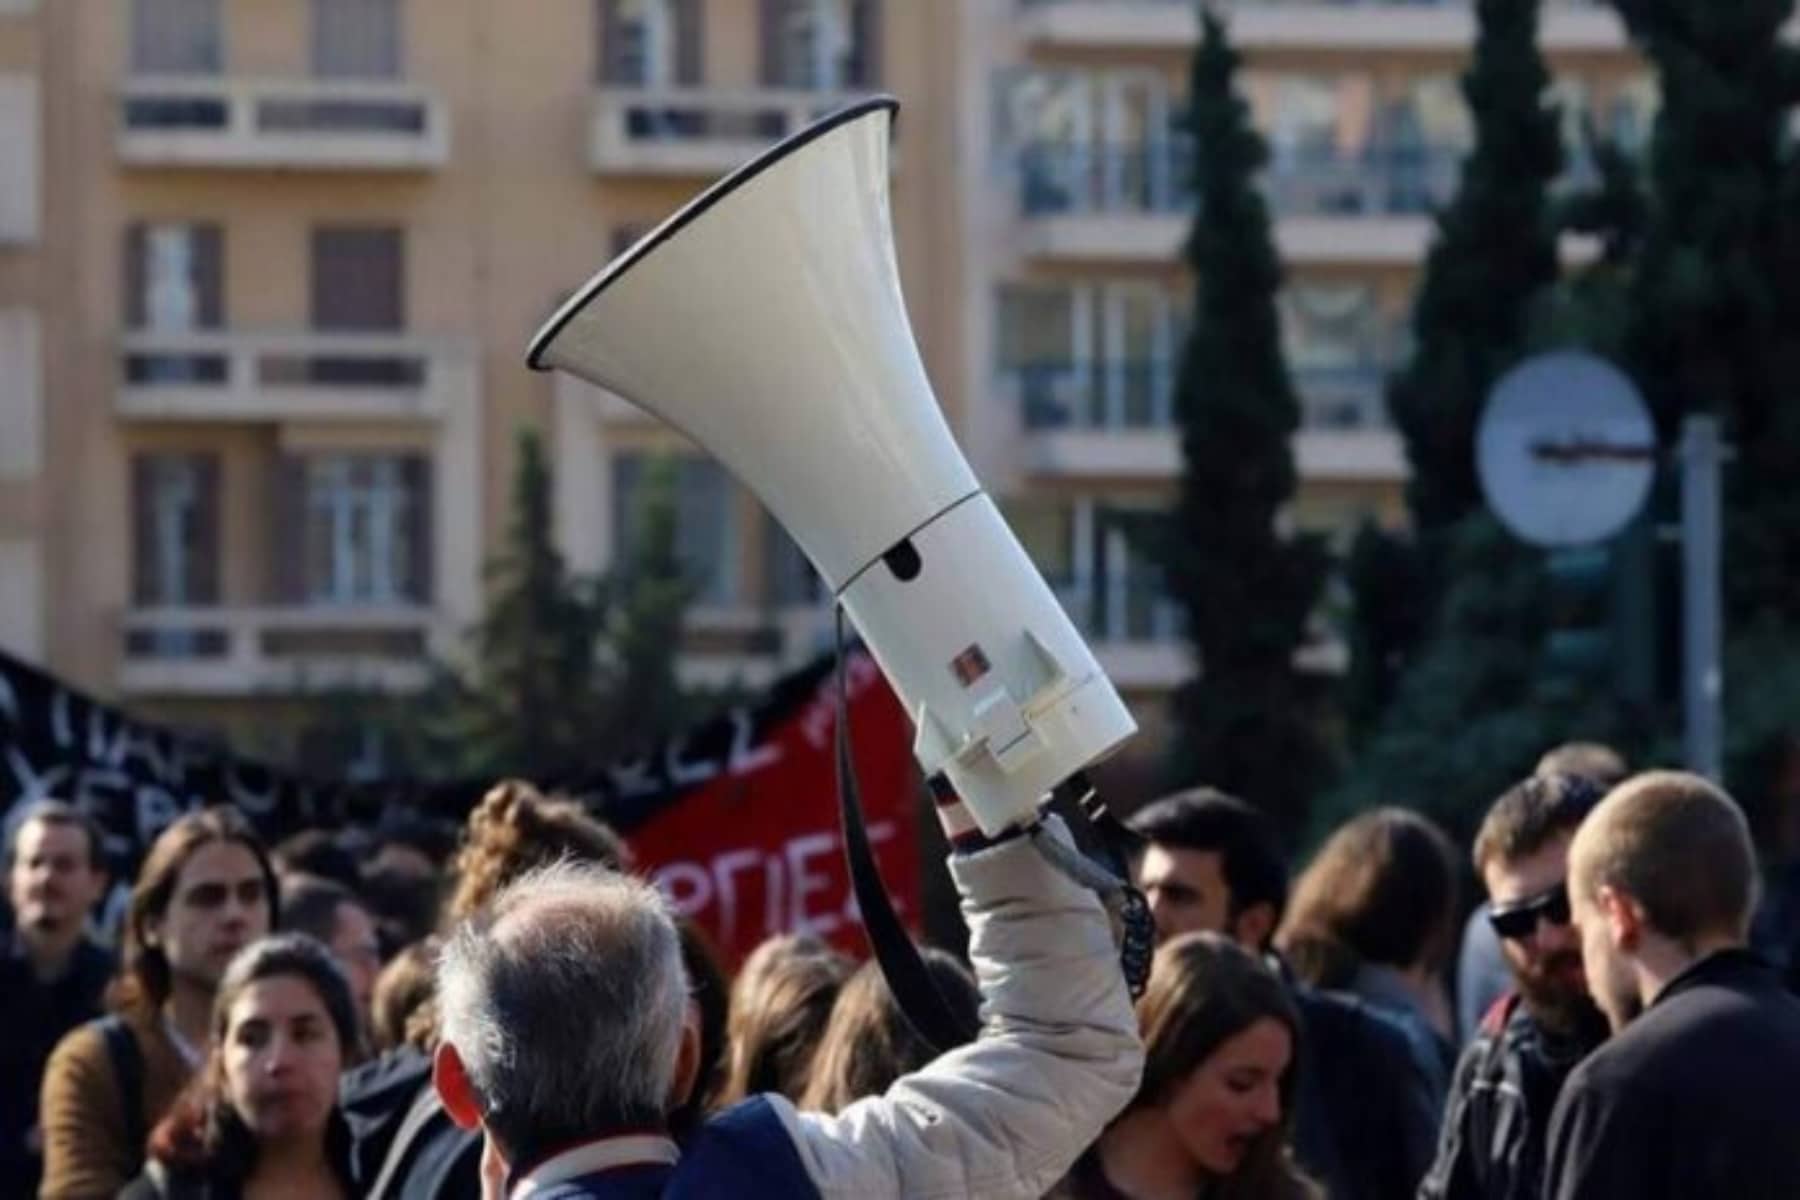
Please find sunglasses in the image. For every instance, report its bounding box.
[1488,882,1571,941]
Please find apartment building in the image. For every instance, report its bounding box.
[958,0,1654,716]
[0,0,1660,772]
[0,0,44,672]
[7,0,960,765]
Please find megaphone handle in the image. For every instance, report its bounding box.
[834,606,984,1054]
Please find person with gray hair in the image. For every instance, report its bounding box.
[433,798,1143,1199]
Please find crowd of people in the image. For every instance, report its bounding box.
[4,741,1800,1198]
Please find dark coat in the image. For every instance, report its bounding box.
[0,934,112,1196]
[1541,949,1800,1200]
[1286,971,1441,1200]
[1418,992,1607,1200]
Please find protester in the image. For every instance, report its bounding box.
[715,934,851,1108]
[1129,790,1438,1200]
[1058,933,1317,1200]
[39,807,278,1198]
[1,801,114,1197]
[1456,743,1631,1039]
[367,937,440,1055]
[271,830,361,892]
[797,948,979,1115]
[1543,770,1800,1198]
[278,874,381,1046]
[670,920,731,1138]
[120,934,358,1199]
[1277,807,1460,1100]
[1418,773,1610,1200]
[340,779,634,1200]
[432,798,1141,1196]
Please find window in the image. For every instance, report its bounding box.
[123,223,226,385]
[311,227,404,331]
[1281,283,1388,429]
[598,0,702,87]
[292,454,430,605]
[124,222,223,331]
[132,453,220,607]
[765,515,823,606]
[761,0,879,90]
[311,0,401,79]
[131,0,223,74]
[997,282,1177,429]
[612,454,738,605]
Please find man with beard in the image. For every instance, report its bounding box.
[1418,774,1610,1200]
[0,802,113,1197]
[1543,771,1800,1199]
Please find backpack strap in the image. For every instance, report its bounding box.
[367,1081,450,1200]
[98,1014,148,1166]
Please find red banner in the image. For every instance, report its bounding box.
[626,651,921,968]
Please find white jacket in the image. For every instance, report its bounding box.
[771,816,1144,1200]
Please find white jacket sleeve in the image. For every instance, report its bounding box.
[770,815,1144,1200]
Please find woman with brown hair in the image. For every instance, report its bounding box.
[714,934,851,1107]
[1275,806,1459,1101]
[1061,934,1316,1200]
[121,934,359,1199]
[39,807,280,1198]
[798,948,980,1115]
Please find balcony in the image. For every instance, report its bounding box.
[116,329,474,423]
[118,605,440,696]
[590,87,868,176]
[1005,361,1406,481]
[1015,141,1460,265]
[117,76,450,170]
[1016,0,1629,55]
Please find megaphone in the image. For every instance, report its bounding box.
[528,97,1135,838]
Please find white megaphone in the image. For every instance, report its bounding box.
[528,97,1136,838]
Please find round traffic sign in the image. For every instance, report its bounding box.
[1477,352,1656,547]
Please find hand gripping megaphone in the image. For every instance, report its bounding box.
[528,97,1138,841]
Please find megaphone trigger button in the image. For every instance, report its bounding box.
[880,538,922,582]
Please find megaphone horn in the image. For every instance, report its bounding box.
[528,97,1135,839]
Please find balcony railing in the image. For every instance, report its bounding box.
[117,329,472,422]
[1017,140,1465,219]
[119,605,439,696]
[1006,360,1392,432]
[1051,573,1186,645]
[1016,0,1628,54]
[590,87,870,175]
[118,76,451,169]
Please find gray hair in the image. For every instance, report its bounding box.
[436,860,689,1155]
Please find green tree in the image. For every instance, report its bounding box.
[597,455,696,751]
[1387,0,1565,536]
[1150,13,1332,839]
[416,433,694,779]
[1610,0,1800,629]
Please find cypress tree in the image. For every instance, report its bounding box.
[1387,0,1564,534]
[1153,13,1331,839]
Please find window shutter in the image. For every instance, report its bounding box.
[271,454,307,604]
[192,225,223,330]
[851,0,881,88]
[402,454,433,604]
[675,0,703,86]
[759,0,788,87]
[598,0,631,85]
[123,223,147,331]
[131,456,160,605]
[189,454,221,604]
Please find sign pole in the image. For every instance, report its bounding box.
[1679,415,1724,782]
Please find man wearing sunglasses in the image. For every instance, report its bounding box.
[1418,773,1610,1200]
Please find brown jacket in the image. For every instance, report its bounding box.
[37,1008,192,1200]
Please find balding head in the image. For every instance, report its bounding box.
[435,861,689,1159]
[1570,771,1758,944]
